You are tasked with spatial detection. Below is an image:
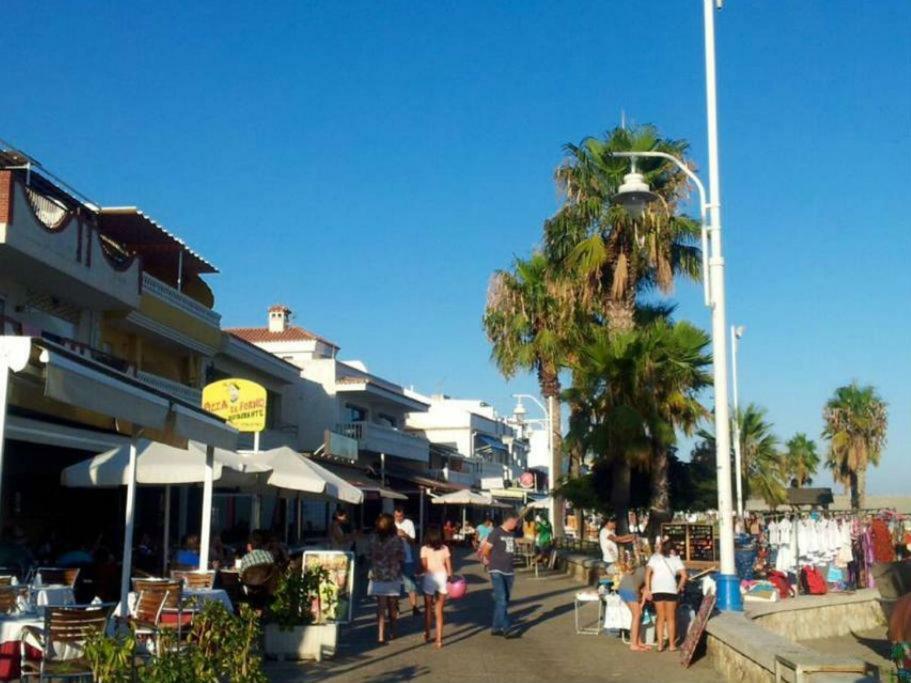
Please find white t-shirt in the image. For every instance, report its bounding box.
[599,528,619,563]
[395,518,416,563]
[647,553,685,594]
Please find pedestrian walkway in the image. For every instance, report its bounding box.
[266,550,718,683]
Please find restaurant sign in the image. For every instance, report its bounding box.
[202,378,267,432]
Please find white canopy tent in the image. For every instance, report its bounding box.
[430,490,510,508]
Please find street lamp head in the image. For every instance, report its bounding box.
[613,164,659,219]
[734,325,746,339]
[512,397,527,422]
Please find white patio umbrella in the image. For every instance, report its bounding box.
[430,490,510,508]
[525,496,553,510]
[61,440,271,572]
[193,445,364,505]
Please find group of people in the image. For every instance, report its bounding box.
[367,506,453,647]
[599,519,688,652]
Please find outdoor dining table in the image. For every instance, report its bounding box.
[120,587,234,616]
[30,585,75,613]
[0,614,44,681]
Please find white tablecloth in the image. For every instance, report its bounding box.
[0,615,41,645]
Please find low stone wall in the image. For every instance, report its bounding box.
[749,591,885,641]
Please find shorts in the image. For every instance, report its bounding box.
[368,580,402,597]
[618,588,638,604]
[652,592,679,603]
[421,571,449,596]
[402,561,419,594]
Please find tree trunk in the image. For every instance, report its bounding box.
[548,393,564,537]
[855,468,867,511]
[647,441,672,539]
[849,471,859,511]
[611,458,631,535]
[568,402,584,478]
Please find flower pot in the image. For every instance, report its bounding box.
[263,623,338,662]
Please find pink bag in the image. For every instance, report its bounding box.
[447,576,468,600]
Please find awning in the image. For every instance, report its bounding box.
[42,347,170,430]
[384,465,467,493]
[474,433,509,457]
[5,414,128,452]
[430,490,510,508]
[319,461,408,501]
[33,340,237,449]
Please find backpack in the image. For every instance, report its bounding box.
[800,565,828,595]
[768,570,791,599]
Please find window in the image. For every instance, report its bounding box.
[345,404,367,422]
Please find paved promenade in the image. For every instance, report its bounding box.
[267,551,718,683]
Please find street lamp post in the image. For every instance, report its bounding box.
[731,325,746,517]
[610,0,742,612]
[512,393,559,532]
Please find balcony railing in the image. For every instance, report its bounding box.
[141,273,221,327]
[336,421,430,463]
[41,330,136,376]
[137,371,202,406]
[430,468,477,487]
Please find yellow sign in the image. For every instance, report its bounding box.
[202,378,267,432]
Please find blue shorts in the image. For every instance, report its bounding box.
[402,561,419,594]
[618,588,638,604]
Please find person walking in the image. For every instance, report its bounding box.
[480,511,519,637]
[420,525,452,649]
[644,536,687,652]
[368,513,404,644]
[393,506,421,617]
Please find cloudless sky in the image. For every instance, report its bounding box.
[4,1,909,493]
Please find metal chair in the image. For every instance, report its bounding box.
[19,603,114,682]
[35,567,80,588]
[0,585,29,615]
[170,569,216,590]
[129,578,189,652]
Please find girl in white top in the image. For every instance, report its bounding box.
[420,525,452,649]
[644,536,687,652]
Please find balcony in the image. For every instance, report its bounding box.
[430,468,477,488]
[137,371,202,406]
[336,421,430,463]
[141,273,221,327]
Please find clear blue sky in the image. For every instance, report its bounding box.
[4,2,909,494]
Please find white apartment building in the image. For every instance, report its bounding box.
[228,306,431,470]
[405,394,529,490]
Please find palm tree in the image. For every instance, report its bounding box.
[822,382,888,511]
[544,124,702,333]
[784,433,819,487]
[697,404,788,506]
[483,252,568,533]
[565,320,711,533]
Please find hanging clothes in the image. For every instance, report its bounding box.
[871,519,895,563]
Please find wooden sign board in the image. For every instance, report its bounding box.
[680,592,716,668]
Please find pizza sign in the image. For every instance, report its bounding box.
[202,378,267,432]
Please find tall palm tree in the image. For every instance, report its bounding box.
[544,124,702,333]
[483,252,568,533]
[784,433,820,487]
[565,320,711,533]
[697,404,787,506]
[822,382,888,511]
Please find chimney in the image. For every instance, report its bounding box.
[268,304,291,333]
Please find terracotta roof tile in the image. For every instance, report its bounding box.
[227,325,338,348]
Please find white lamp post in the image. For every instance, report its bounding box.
[610,0,741,612]
[512,393,558,530]
[731,325,746,517]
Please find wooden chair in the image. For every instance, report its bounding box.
[170,570,215,590]
[217,570,243,609]
[19,603,114,682]
[0,575,15,587]
[0,586,29,615]
[239,564,279,613]
[35,567,80,588]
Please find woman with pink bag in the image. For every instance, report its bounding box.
[420,525,453,649]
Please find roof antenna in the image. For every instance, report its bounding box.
[620,109,627,130]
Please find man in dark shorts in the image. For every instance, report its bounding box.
[480,512,520,637]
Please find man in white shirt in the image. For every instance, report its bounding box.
[394,506,420,616]
[599,519,636,568]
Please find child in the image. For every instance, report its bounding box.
[420,525,453,649]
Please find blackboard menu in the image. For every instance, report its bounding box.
[661,523,717,565]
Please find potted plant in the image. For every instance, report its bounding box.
[263,564,339,661]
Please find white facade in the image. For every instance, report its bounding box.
[405,394,529,487]
[229,307,431,465]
